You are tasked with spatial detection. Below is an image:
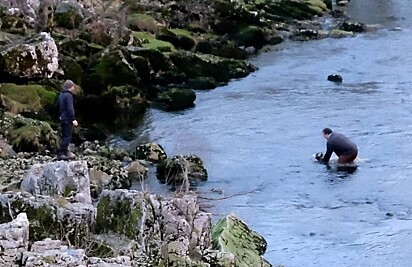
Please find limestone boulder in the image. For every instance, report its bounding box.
[0,32,59,79]
[22,239,87,266]
[21,160,92,204]
[95,189,213,265]
[0,213,29,266]
[0,192,95,245]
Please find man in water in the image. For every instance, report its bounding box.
[316,128,358,164]
[56,80,78,160]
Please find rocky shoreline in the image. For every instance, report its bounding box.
[0,0,371,266]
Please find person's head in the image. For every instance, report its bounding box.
[63,80,75,93]
[322,128,333,139]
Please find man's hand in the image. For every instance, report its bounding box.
[72,120,78,127]
[315,152,324,161]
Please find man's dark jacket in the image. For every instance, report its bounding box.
[322,132,357,162]
[58,90,75,122]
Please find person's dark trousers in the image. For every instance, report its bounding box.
[57,121,73,156]
[338,150,358,164]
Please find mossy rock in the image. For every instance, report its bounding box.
[59,55,83,85]
[187,77,218,90]
[83,49,141,94]
[54,2,83,30]
[103,85,149,114]
[8,116,58,153]
[263,0,327,21]
[196,40,248,60]
[212,214,271,267]
[169,51,255,83]
[95,190,144,239]
[168,28,197,50]
[127,13,158,32]
[130,55,151,82]
[0,193,94,245]
[230,26,265,49]
[156,155,208,185]
[134,31,175,52]
[157,88,196,110]
[129,48,171,72]
[132,142,167,163]
[0,83,57,114]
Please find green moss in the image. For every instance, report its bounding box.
[169,28,193,38]
[0,83,57,113]
[96,194,143,239]
[63,185,77,197]
[53,3,83,30]
[133,31,175,52]
[212,215,269,267]
[127,13,158,32]
[305,0,328,14]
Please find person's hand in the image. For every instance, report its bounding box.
[72,120,78,127]
[315,152,324,161]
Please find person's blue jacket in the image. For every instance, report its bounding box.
[58,90,75,122]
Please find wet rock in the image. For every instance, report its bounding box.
[156,155,208,185]
[327,73,343,83]
[21,160,92,204]
[0,32,59,79]
[339,21,364,33]
[132,142,167,163]
[0,213,29,266]
[212,214,271,267]
[169,51,256,83]
[329,29,354,38]
[157,88,196,110]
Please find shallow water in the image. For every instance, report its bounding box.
[123,1,412,266]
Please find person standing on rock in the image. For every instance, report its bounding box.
[316,128,358,164]
[56,80,78,160]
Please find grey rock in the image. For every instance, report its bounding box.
[21,160,92,204]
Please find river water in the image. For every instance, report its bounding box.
[124,0,412,266]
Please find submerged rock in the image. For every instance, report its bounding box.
[327,73,343,83]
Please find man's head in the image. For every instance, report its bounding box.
[322,128,333,139]
[63,80,75,93]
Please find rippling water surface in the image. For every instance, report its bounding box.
[124,1,412,266]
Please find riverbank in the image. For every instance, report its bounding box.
[2,1,368,266]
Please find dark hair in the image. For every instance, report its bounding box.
[322,128,333,135]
